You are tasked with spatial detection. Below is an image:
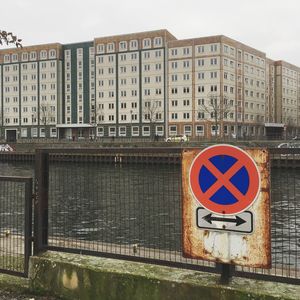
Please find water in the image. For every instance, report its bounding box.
[0,161,299,271]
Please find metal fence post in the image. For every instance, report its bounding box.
[24,177,33,276]
[217,263,235,284]
[34,150,49,255]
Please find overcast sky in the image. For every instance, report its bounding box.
[3,0,300,65]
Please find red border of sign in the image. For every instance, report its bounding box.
[189,144,260,215]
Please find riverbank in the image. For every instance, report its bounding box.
[1,139,286,154]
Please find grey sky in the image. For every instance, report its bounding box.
[3,0,300,65]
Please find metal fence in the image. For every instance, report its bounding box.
[34,147,300,284]
[0,176,32,277]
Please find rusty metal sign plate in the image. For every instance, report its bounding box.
[182,147,271,268]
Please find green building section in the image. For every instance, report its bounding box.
[62,41,93,125]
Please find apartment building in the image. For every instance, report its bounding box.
[0,29,299,141]
[93,30,176,139]
[168,36,268,139]
[0,43,62,140]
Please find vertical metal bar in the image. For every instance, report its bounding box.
[218,263,235,284]
[24,178,32,276]
[34,150,49,255]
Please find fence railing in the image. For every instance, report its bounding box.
[30,147,300,284]
[0,176,32,277]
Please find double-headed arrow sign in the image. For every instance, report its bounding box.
[196,208,253,234]
[203,213,246,226]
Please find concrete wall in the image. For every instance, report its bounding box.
[29,251,299,300]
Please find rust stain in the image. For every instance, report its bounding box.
[182,147,271,268]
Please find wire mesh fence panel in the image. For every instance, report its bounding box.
[5,146,295,284]
[236,148,300,284]
[45,149,215,271]
[0,177,32,277]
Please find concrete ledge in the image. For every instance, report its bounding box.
[29,251,300,300]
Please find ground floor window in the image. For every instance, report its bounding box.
[169,125,177,136]
[211,125,219,135]
[184,125,192,136]
[156,126,164,136]
[132,126,139,136]
[195,125,204,136]
[40,128,45,138]
[97,127,104,137]
[119,126,126,137]
[109,126,116,137]
[31,128,38,138]
[21,128,28,138]
[223,125,228,135]
[142,126,150,136]
[50,127,57,138]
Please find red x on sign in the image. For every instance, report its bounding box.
[189,145,260,215]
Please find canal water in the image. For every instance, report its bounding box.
[0,161,299,271]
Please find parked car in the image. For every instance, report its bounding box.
[277,142,300,158]
[0,144,14,152]
[165,135,188,142]
[277,142,300,149]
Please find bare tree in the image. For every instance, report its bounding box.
[92,103,104,139]
[143,100,163,140]
[32,103,56,127]
[285,115,295,139]
[0,30,22,48]
[198,93,233,138]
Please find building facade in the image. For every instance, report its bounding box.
[0,29,299,141]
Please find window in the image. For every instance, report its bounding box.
[169,126,177,135]
[183,61,190,68]
[50,128,57,138]
[132,126,139,136]
[198,86,205,93]
[97,127,104,137]
[21,128,28,138]
[197,46,204,53]
[155,126,163,136]
[196,125,204,136]
[198,112,205,119]
[183,47,190,55]
[109,127,116,136]
[107,43,115,52]
[183,99,190,106]
[171,113,178,120]
[183,113,190,119]
[143,38,151,48]
[4,55,10,63]
[31,128,38,137]
[119,126,126,136]
[119,41,127,51]
[143,126,150,136]
[49,49,56,58]
[211,44,217,52]
[198,72,205,80]
[130,40,138,49]
[40,50,47,59]
[184,125,192,136]
[22,52,28,61]
[12,54,18,62]
[40,128,46,138]
[211,125,219,135]
[210,58,217,65]
[154,37,162,46]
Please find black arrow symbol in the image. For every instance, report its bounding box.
[203,213,246,226]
